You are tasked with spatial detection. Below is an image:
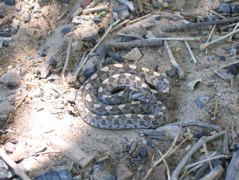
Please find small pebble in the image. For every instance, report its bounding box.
[138,146,148,158]
[162,2,169,8]
[98,27,105,35]
[3,71,21,88]
[154,16,161,21]
[4,0,15,6]
[230,4,239,14]
[219,56,227,61]
[35,169,72,180]
[93,16,102,24]
[31,88,44,98]
[61,24,72,36]
[228,63,239,75]
[39,49,47,57]
[5,142,15,153]
[194,131,210,139]
[152,0,162,9]
[2,41,9,47]
[166,67,178,78]
[117,163,133,180]
[220,3,231,13]
[24,13,31,23]
[92,164,116,180]
[194,96,212,109]
[83,65,97,79]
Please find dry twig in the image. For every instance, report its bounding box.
[0,149,31,180]
[62,37,73,83]
[205,25,216,53]
[184,41,197,64]
[172,120,220,131]
[200,165,224,180]
[162,16,239,32]
[83,5,108,14]
[171,131,226,180]
[200,29,239,50]
[220,60,239,69]
[157,148,171,180]
[164,40,184,79]
[143,127,184,180]
[229,22,239,41]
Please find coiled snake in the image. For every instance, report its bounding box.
[76,63,170,129]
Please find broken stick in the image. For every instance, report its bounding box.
[50,136,94,168]
[171,131,226,180]
[184,41,197,64]
[162,16,239,32]
[164,40,184,79]
[200,29,239,50]
[0,149,31,180]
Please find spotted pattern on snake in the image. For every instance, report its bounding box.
[75,63,170,129]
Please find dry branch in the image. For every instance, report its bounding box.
[162,16,239,32]
[0,149,31,180]
[200,29,239,50]
[171,131,226,180]
[164,40,184,79]
[200,165,224,180]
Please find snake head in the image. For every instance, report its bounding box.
[157,78,170,93]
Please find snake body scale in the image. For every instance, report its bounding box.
[76,63,170,129]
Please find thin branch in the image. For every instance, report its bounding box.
[0,149,31,180]
[164,40,184,79]
[62,37,73,83]
[162,16,239,32]
[184,41,197,64]
[200,29,239,50]
[143,127,183,180]
[171,131,226,180]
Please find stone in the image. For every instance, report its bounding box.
[71,40,83,54]
[61,24,72,36]
[35,169,73,180]
[0,158,13,179]
[5,142,15,153]
[123,48,142,61]
[92,164,116,180]
[230,4,239,14]
[4,0,15,6]
[228,63,239,75]
[74,26,99,41]
[166,66,178,78]
[93,16,102,24]
[113,5,130,20]
[116,163,133,180]
[220,3,231,13]
[162,2,169,8]
[3,71,21,88]
[218,56,227,61]
[194,96,213,109]
[31,88,44,98]
[152,0,162,9]
[138,146,148,158]
[39,48,47,57]
[24,12,31,23]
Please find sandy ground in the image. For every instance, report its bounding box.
[0,0,238,179]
